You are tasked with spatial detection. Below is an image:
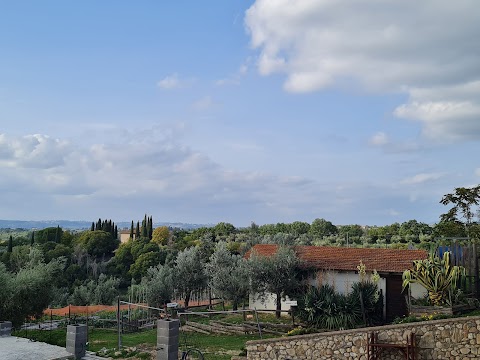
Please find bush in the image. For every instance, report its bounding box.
[295,281,383,331]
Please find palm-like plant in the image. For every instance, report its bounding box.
[402,251,466,306]
[297,284,361,330]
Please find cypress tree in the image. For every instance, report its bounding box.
[7,235,13,253]
[141,214,147,238]
[91,222,95,231]
[114,225,118,240]
[130,221,134,239]
[31,231,35,246]
[148,216,153,239]
[55,225,60,243]
[136,221,140,238]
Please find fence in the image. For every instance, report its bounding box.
[436,241,480,298]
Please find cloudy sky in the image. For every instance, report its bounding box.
[0,0,479,227]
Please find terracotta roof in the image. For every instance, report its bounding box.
[245,244,428,273]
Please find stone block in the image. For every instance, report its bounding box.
[156,319,179,360]
[0,321,12,337]
[66,324,87,359]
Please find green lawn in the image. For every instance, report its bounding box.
[14,327,266,360]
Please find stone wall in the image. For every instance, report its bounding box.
[246,315,480,359]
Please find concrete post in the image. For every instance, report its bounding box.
[0,321,12,336]
[156,319,180,360]
[66,324,87,359]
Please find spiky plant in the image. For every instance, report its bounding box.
[402,251,466,306]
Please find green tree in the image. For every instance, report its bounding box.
[248,245,299,318]
[214,222,236,237]
[207,242,249,310]
[309,218,338,239]
[0,258,64,326]
[77,230,119,258]
[129,251,166,282]
[440,185,480,238]
[141,265,174,308]
[7,235,12,253]
[135,222,140,239]
[174,246,207,308]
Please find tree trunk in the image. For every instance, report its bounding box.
[276,292,282,318]
[184,292,190,309]
[232,300,238,311]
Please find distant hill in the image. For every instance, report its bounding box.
[0,219,207,231]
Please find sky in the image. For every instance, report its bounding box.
[0,0,479,227]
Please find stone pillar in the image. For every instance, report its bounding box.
[156,319,180,360]
[0,321,12,336]
[66,324,87,359]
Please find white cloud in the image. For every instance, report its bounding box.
[0,133,70,169]
[245,0,480,141]
[157,73,193,89]
[401,173,444,185]
[369,132,389,146]
[215,61,250,86]
[192,96,215,111]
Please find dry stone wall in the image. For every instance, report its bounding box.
[246,316,480,359]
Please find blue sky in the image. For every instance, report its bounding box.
[0,1,479,227]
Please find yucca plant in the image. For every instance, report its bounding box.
[296,284,361,330]
[402,251,466,306]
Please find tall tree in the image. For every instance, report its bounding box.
[136,222,140,239]
[207,242,249,310]
[30,231,35,246]
[309,218,338,239]
[248,245,299,318]
[174,246,207,308]
[440,185,480,238]
[141,265,174,308]
[130,221,134,240]
[7,235,13,253]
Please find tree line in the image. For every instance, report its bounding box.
[0,185,479,327]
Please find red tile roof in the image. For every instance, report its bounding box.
[245,244,427,273]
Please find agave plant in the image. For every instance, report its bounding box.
[402,251,466,306]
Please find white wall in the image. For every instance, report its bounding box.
[248,270,387,314]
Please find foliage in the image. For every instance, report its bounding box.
[151,226,170,245]
[286,326,316,336]
[174,246,207,308]
[76,230,119,258]
[350,281,384,326]
[207,241,249,310]
[0,258,65,327]
[69,274,120,305]
[392,313,452,324]
[402,251,466,306]
[296,284,361,330]
[309,218,338,239]
[140,264,174,308]
[248,245,299,318]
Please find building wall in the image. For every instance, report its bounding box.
[249,270,387,315]
[246,315,480,359]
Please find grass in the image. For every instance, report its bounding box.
[13,327,268,360]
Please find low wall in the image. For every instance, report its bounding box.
[246,316,480,359]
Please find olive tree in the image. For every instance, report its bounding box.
[174,246,207,308]
[141,264,174,308]
[248,245,300,318]
[207,242,249,310]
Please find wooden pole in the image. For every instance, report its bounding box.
[117,297,122,349]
